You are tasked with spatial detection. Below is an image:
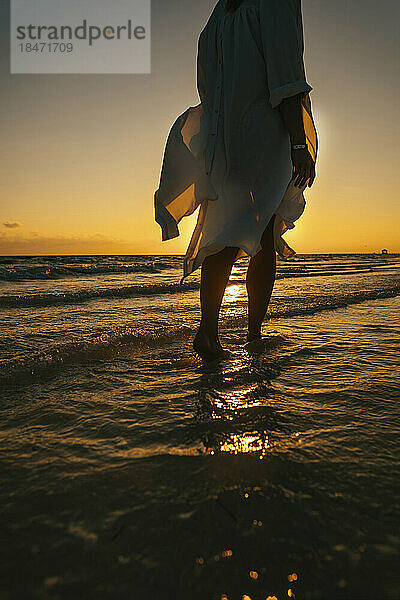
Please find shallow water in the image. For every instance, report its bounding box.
[1,254,399,599]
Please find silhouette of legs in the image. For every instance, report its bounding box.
[246,215,276,340]
[193,245,238,360]
[193,215,277,360]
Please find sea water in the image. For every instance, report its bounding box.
[1,253,399,599]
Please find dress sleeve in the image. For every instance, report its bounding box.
[260,0,312,108]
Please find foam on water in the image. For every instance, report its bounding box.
[0,255,177,281]
[0,281,200,308]
[1,279,399,382]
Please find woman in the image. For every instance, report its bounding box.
[155,0,318,361]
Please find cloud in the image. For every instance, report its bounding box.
[0,231,131,255]
[3,221,21,229]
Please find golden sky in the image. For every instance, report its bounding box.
[1,0,399,255]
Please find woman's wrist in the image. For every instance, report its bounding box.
[290,134,307,146]
[292,142,307,150]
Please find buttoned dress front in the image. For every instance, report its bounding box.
[154,0,318,281]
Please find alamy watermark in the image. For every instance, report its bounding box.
[11,0,151,74]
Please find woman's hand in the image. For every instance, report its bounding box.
[278,94,316,189]
[291,146,316,188]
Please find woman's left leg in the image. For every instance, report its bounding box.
[246,215,277,341]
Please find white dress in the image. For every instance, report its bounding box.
[154,0,318,282]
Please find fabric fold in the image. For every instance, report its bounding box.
[154,0,318,282]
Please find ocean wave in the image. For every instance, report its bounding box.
[233,284,400,324]
[0,282,200,308]
[0,324,195,381]
[3,267,400,309]
[276,265,400,278]
[0,261,170,282]
[1,283,399,382]
[2,254,399,283]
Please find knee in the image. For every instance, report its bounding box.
[260,217,275,250]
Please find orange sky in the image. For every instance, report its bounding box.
[1,0,399,255]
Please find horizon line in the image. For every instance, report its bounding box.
[0,251,398,258]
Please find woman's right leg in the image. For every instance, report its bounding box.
[246,215,277,340]
[193,246,239,360]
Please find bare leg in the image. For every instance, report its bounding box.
[246,215,277,341]
[193,246,238,360]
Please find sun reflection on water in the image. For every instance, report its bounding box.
[219,431,270,456]
[209,386,265,418]
[224,283,246,304]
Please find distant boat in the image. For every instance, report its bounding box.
[381,248,388,254]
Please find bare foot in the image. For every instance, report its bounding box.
[193,328,231,362]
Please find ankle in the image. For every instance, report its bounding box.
[248,325,261,338]
[198,322,218,340]
[247,332,262,343]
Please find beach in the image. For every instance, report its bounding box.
[1,253,399,599]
